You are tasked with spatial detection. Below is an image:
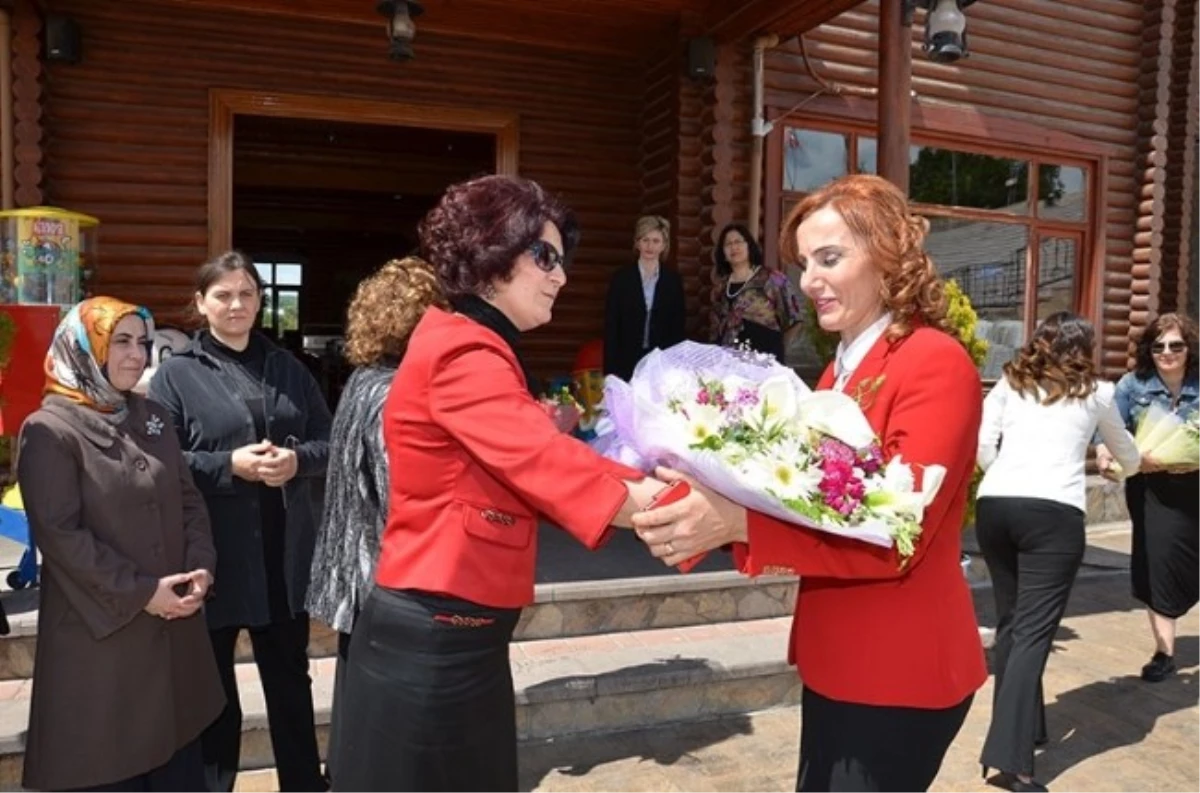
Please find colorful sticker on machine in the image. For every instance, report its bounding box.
[16,215,81,305]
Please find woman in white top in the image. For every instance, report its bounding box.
[974,312,1140,793]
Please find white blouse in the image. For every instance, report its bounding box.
[977,378,1141,512]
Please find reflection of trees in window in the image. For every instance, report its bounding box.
[776,127,1091,375]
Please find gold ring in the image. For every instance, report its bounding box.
[665,541,675,555]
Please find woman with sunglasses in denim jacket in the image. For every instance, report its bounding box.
[330,175,688,792]
[1096,313,1199,683]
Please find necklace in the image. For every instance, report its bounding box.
[725,267,760,299]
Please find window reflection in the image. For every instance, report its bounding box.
[1037,165,1086,221]
[909,147,1030,213]
[1037,236,1077,322]
[926,217,1029,379]
[783,128,847,193]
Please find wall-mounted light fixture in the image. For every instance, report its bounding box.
[376,0,424,61]
[911,0,979,63]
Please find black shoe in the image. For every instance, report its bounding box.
[1141,651,1177,682]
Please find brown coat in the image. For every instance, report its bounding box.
[15,395,226,791]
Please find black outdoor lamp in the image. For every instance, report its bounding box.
[376,0,424,61]
[911,0,979,63]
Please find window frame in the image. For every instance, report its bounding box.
[251,255,306,338]
[764,111,1106,355]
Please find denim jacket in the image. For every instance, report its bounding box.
[1112,371,1200,433]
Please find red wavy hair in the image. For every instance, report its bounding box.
[780,174,952,342]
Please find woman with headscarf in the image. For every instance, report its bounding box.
[16,297,225,792]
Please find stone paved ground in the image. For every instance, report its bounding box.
[517,573,1199,793]
[234,572,1198,793]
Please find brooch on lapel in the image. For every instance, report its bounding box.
[145,414,165,437]
[852,375,887,411]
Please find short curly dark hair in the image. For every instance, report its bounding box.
[418,175,579,298]
[343,257,447,368]
[1133,312,1199,381]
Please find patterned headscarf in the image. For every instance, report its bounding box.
[44,296,155,415]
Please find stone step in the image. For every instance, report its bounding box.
[0,616,799,786]
[0,571,797,681]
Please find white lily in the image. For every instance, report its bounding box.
[743,454,823,501]
[746,375,797,429]
[864,456,946,521]
[680,402,726,446]
[795,390,877,449]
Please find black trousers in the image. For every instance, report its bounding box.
[796,686,972,792]
[66,740,204,792]
[976,496,1085,777]
[203,615,325,792]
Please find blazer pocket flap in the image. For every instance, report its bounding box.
[462,504,535,549]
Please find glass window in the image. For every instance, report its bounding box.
[1036,236,1078,323]
[854,138,921,177]
[276,289,300,333]
[1036,164,1086,221]
[254,262,273,283]
[783,128,847,193]
[260,285,274,329]
[276,263,303,286]
[910,147,1030,214]
[926,217,1029,379]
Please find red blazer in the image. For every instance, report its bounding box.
[733,326,988,709]
[374,308,642,609]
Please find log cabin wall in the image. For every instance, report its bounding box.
[639,35,708,340]
[1136,0,1198,319]
[764,0,1145,378]
[37,0,646,379]
[697,41,754,338]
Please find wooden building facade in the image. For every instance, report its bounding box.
[0,0,1195,383]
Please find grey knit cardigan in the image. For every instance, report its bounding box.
[306,364,395,633]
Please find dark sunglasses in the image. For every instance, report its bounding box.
[528,239,565,273]
[1151,340,1187,354]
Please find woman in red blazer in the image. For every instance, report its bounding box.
[633,175,988,792]
[330,175,673,792]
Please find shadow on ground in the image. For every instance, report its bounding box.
[1037,635,1198,785]
[519,712,755,790]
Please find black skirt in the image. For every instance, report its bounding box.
[796,686,972,792]
[1127,472,1200,619]
[330,587,521,792]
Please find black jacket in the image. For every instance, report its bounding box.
[147,332,332,630]
[603,262,687,381]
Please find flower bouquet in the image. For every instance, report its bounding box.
[1110,404,1200,476]
[593,342,946,568]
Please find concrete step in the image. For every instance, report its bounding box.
[0,571,797,681]
[0,616,799,786]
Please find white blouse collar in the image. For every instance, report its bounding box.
[834,312,892,392]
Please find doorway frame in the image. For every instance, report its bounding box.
[207,88,520,257]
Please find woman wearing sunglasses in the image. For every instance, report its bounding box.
[331,175,679,792]
[1096,313,1199,683]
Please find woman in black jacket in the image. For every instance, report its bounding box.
[148,251,331,793]
[603,215,687,381]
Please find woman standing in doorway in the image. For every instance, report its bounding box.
[149,252,332,792]
[1096,313,1199,683]
[710,222,804,363]
[603,215,687,381]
